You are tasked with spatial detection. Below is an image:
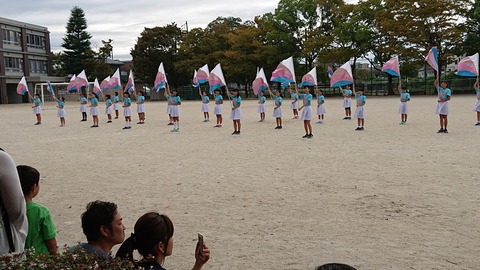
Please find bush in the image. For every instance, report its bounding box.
[0,247,134,270]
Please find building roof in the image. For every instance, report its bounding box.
[0,17,48,32]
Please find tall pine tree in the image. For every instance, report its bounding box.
[60,6,92,76]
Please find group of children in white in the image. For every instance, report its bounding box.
[28,77,480,137]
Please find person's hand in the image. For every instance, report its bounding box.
[193,243,210,270]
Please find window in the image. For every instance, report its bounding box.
[29,59,47,73]
[2,29,21,45]
[5,57,23,72]
[27,34,46,49]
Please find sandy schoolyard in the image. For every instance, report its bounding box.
[1,94,479,269]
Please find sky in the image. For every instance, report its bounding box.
[0,0,358,61]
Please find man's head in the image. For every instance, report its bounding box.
[81,201,125,245]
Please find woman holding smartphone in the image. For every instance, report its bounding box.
[116,212,210,270]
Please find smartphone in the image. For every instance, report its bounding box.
[197,233,204,257]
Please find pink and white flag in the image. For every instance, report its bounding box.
[330,61,354,87]
[208,64,226,93]
[76,70,89,90]
[425,47,439,72]
[252,68,268,96]
[67,75,77,92]
[271,56,296,84]
[154,62,168,91]
[16,76,29,95]
[197,64,210,84]
[382,56,401,77]
[108,68,122,90]
[100,76,111,91]
[455,53,479,77]
[93,78,101,94]
[124,70,135,93]
[300,67,317,87]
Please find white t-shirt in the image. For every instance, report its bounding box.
[0,151,28,255]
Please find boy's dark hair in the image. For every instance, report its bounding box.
[17,165,40,196]
[316,263,357,270]
[81,201,118,242]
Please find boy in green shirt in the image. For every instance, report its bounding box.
[17,165,57,255]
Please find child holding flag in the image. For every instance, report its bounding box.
[80,94,88,121]
[54,96,66,127]
[164,89,174,126]
[105,94,113,123]
[214,88,223,127]
[113,92,120,119]
[200,90,210,122]
[122,92,132,129]
[271,89,283,129]
[316,89,326,124]
[228,88,242,135]
[32,93,42,125]
[167,87,181,132]
[136,91,146,124]
[290,88,299,119]
[353,87,366,130]
[434,79,451,133]
[397,83,410,125]
[341,85,353,119]
[257,91,266,122]
[297,86,313,138]
[89,93,99,128]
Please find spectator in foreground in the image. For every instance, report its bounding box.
[116,211,210,270]
[17,165,57,254]
[70,200,125,259]
[316,263,357,270]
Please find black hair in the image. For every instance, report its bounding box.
[116,212,174,264]
[17,165,40,196]
[115,92,119,96]
[91,92,98,99]
[233,88,240,97]
[137,91,144,96]
[124,92,130,98]
[106,94,111,99]
[315,263,357,270]
[81,201,118,242]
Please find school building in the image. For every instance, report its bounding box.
[0,17,61,104]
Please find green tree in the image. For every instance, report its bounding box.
[459,0,480,55]
[131,24,182,87]
[60,6,93,76]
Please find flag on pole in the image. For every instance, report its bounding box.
[252,68,268,96]
[192,70,199,88]
[197,64,209,84]
[327,66,334,78]
[154,62,168,91]
[108,68,121,90]
[16,76,29,95]
[299,67,317,87]
[330,61,354,87]
[100,76,111,91]
[92,78,102,94]
[425,47,439,72]
[76,70,89,90]
[67,75,77,93]
[382,56,401,77]
[271,56,296,84]
[455,53,479,77]
[208,64,226,93]
[124,70,135,93]
[46,81,56,99]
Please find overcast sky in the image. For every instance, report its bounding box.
[0,0,357,60]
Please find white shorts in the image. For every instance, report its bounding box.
[137,103,145,113]
[343,98,352,108]
[257,104,266,113]
[354,106,365,119]
[317,104,326,115]
[170,105,180,117]
[113,103,121,110]
[435,102,449,115]
[57,108,66,118]
[90,107,99,116]
[166,105,172,115]
[230,108,243,120]
[300,106,312,120]
[80,104,87,113]
[290,101,299,110]
[214,104,222,115]
[33,107,41,114]
[124,107,132,117]
[201,104,209,112]
[398,102,408,114]
[105,107,113,115]
[473,99,480,112]
[273,107,282,118]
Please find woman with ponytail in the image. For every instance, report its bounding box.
[116,212,210,270]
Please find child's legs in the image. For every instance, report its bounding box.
[219,114,223,124]
[360,118,364,127]
[206,112,209,119]
[303,120,308,133]
[306,120,312,134]
[216,114,220,124]
[293,109,298,116]
[477,111,480,121]
[233,120,237,131]
[237,120,241,131]
[169,114,173,122]
[36,114,41,122]
[348,108,351,116]
[321,114,324,120]
[439,115,444,128]
[115,110,119,117]
[108,114,112,120]
[443,115,448,128]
